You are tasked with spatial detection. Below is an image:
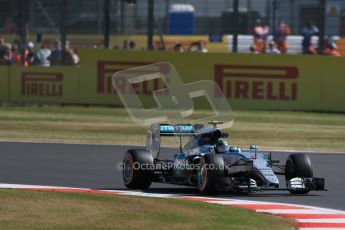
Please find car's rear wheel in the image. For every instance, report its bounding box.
[197,154,224,194]
[285,154,313,194]
[122,149,153,190]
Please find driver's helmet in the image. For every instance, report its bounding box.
[216,139,230,153]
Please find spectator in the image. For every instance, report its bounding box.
[308,44,318,55]
[198,40,208,53]
[9,41,34,66]
[128,40,136,50]
[61,41,79,66]
[10,44,21,65]
[48,39,62,66]
[36,42,51,66]
[123,39,129,50]
[323,43,341,57]
[0,45,12,65]
[0,36,7,53]
[301,21,319,54]
[26,41,36,66]
[188,40,208,53]
[267,40,281,54]
[122,40,136,50]
[0,37,12,65]
[274,20,290,54]
[154,41,166,50]
[65,48,80,66]
[253,19,269,53]
[249,44,259,54]
[71,49,80,64]
[174,42,184,52]
[188,42,198,52]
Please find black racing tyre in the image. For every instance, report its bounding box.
[285,154,313,194]
[285,154,313,180]
[122,149,153,190]
[197,154,224,194]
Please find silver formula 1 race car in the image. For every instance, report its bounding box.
[122,122,325,194]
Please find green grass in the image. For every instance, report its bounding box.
[0,189,294,230]
[0,105,344,152]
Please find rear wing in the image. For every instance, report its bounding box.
[146,124,201,157]
[159,124,194,136]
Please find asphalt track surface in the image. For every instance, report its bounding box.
[1,141,344,211]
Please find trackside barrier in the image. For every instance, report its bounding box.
[8,66,80,104]
[0,66,9,102]
[0,49,344,112]
[79,49,345,112]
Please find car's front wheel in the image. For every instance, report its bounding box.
[122,149,153,190]
[285,153,313,194]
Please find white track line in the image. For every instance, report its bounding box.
[256,209,343,214]
[297,219,345,223]
[299,229,345,230]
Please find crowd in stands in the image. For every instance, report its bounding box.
[169,20,341,56]
[250,19,341,56]
[173,40,208,53]
[122,39,136,50]
[0,37,79,66]
[0,21,342,66]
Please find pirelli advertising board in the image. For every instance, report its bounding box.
[1,49,344,112]
[78,49,345,111]
[8,66,80,104]
[0,66,9,102]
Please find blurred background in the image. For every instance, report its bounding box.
[0,0,344,61]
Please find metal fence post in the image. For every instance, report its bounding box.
[18,0,28,65]
[232,0,239,53]
[60,0,67,65]
[272,0,277,36]
[104,0,111,49]
[147,0,154,50]
[318,0,326,54]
